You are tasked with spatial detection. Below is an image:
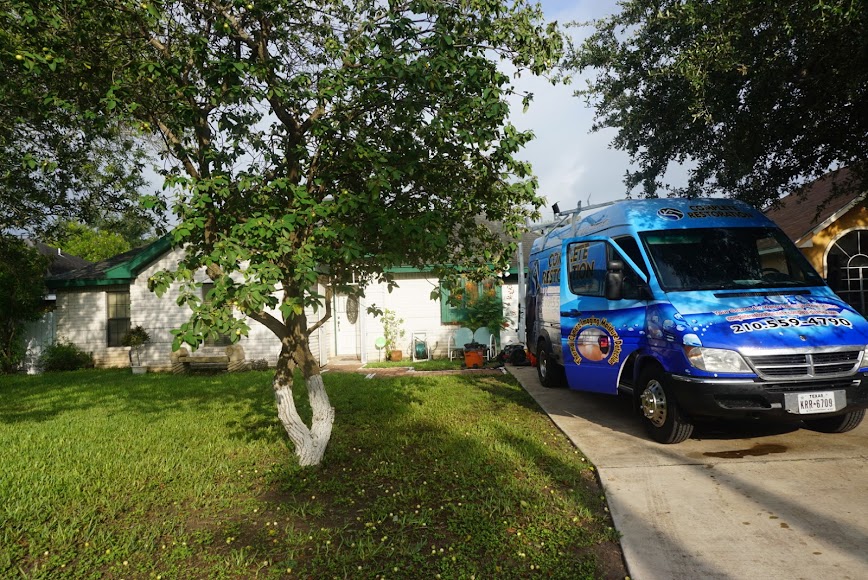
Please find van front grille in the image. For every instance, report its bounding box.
[746,350,862,380]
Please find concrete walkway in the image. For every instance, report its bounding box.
[507,365,868,580]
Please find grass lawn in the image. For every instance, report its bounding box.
[1,369,624,579]
[362,359,465,371]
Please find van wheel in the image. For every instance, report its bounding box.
[638,368,693,444]
[803,409,865,433]
[537,340,565,389]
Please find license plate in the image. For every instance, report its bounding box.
[796,391,837,414]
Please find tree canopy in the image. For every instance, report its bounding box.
[0,236,47,372]
[45,222,132,262]
[7,0,563,465]
[1,1,164,238]
[569,0,868,207]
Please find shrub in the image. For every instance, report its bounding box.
[39,340,95,372]
[0,336,26,374]
[381,309,405,358]
[122,326,151,366]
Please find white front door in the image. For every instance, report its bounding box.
[334,294,359,357]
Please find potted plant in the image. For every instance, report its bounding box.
[381,309,405,361]
[122,326,151,374]
[462,288,511,337]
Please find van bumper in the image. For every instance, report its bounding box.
[667,373,868,420]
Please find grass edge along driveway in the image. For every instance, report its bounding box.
[1,369,626,579]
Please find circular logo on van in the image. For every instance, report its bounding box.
[568,318,623,366]
[657,208,684,221]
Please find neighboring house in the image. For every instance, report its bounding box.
[21,242,93,373]
[43,225,537,369]
[764,167,868,315]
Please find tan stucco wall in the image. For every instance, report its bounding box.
[802,204,868,277]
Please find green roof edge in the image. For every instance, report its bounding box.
[47,235,174,289]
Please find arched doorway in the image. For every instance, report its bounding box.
[826,229,868,315]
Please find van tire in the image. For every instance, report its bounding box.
[537,340,565,389]
[638,367,693,444]
[803,409,865,433]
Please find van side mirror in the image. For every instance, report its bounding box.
[605,260,624,301]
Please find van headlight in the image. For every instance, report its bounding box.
[683,346,751,373]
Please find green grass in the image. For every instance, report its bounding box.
[362,359,465,371]
[1,369,622,579]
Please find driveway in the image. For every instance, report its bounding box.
[507,366,868,580]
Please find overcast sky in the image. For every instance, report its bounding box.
[509,0,660,219]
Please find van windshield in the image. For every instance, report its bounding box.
[639,227,824,291]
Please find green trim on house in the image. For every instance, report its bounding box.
[384,265,437,274]
[47,277,135,289]
[105,236,173,279]
[385,265,521,275]
[46,236,174,289]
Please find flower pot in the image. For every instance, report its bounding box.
[389,350,403,361]
[131,365,148,375]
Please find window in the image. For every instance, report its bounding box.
[106,289,130,347]
[827,230,868,315]
[613,236,649,277]
[567,241,607,296]
[202,283,232,347]
[567,241,646,300]
[640,227,822,292]
[439,278,501,324]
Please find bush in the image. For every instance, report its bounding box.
[0,336,26,374]
[39,340,95,372]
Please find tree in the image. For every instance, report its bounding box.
[46,222,131,262]
[569,0,868,207]
[10,0,563,466]
[0,236,48,373]
[0,2,160,238]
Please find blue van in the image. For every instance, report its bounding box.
[525,198,868,443]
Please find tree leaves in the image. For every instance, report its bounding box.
[9,0,562,357]
[570,0,868,206]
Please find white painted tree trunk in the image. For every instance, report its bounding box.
[274,373,335,467]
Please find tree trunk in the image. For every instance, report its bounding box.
[274,372,334,467]
[272,317,335,467]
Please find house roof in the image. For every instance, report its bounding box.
[46,236,173,288]
[764,168,866,245]
[45,218,536,289]
[26,241,93,277]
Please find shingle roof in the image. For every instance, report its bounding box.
[764,168,866,243]
[26,241,93,278]
[46,236,173,287]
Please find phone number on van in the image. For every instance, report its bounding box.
[730,317,853,333]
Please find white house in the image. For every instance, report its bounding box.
[43,230,536,370]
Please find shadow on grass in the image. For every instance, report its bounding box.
[0,369,276,426]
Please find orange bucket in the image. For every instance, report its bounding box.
[464,349,484,369]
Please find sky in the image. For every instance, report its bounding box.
[508,0,656,219]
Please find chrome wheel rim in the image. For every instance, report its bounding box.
[640,380,668,427]
[539,351,548,380]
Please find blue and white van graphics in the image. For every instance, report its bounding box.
[526,199,868,443]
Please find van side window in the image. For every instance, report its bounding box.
[567,241,606,296]
[608,244,645,300]
[613,236,649,277]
